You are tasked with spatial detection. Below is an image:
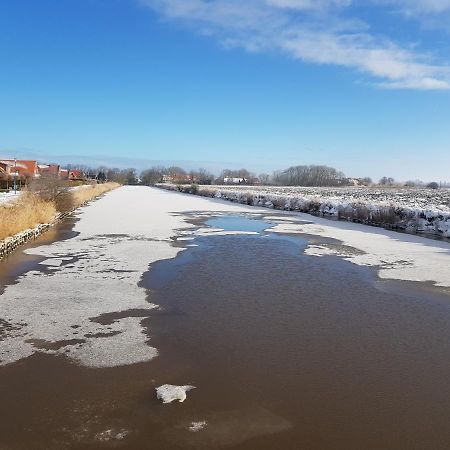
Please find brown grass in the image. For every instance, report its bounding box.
[70,182,120,209]
[0,182,120,240]
[0,192,56,240]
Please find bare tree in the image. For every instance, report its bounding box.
[379,176,395,186]
[258,173,271,185]
[105,168,137,185]
[197,168,215,185]
[27,176,69,202]
[360,177,373,186]
[141,166,166,185]
[27,175,75,212]
[272,165,345,187]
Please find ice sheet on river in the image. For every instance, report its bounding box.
[0,186,257,367]
[267,218,450,287]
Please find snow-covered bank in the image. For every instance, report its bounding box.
[159,184,450,239]
[0,191,18,205]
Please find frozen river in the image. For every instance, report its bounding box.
[1,186,450,449]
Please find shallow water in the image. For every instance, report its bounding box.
[205,216,272,233]
[1,213,450,449]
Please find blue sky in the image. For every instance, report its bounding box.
[1,0,450,181]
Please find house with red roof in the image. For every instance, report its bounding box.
[38,164,60,177]
[59,169,69,179]
[68,169,86,181]
[0,161,11,179]
[0,160,39,180]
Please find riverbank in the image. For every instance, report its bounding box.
[0,182,119,259]
[157,184,450,239]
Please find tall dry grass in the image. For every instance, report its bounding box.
[0,192,56,240]
[0,182,120,240]
[71,182,120,207]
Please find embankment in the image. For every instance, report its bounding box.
[0,182,119,258]
[157,183,450,239]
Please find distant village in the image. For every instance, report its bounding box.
[1,159,83,183]
[0,159,106,190]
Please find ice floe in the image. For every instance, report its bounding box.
[188,421,207,432]
[156,384,196,404]
[95,428,128,442]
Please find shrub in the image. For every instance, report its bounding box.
[27,176,69,202]
[244,193,255,205]
[198,188,214,197]
[271,196,287,209]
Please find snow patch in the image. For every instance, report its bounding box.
[188,421,207,432]
[269,221,450,287]
[156,384,196,404]
[0,191,19,205]
[95,428,128,442]
[39,258,65,267]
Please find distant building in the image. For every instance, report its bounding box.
[223,177,247,184]
[162,173,196,184]
[0,160,39,180]
[0,159,91,188]
[68,169,85,181]
[0,161,11,178]
[346,178,360,186]
[38,164,60,177]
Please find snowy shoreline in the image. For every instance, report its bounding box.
[157,184,450,240]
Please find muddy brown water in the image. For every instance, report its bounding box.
[1,214,450,450]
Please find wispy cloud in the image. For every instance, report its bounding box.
[139,0,450,90]
[377,0,450,14]
[266,0,351,11]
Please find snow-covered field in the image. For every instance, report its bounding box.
[0,191,19,205]
[163,185,450,238]
[211,185,450,212]
[1,186,449,369]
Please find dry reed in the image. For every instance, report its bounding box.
[0,192,56,240]
[71,182,120,208]
[0,182,119,240]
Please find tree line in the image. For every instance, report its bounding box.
[59,164,447,189]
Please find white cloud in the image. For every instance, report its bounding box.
[282,31,450,89]
[266,0,351,10]
[378,77,450,89]
[140,0,450,90]
[378,0,450,13]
